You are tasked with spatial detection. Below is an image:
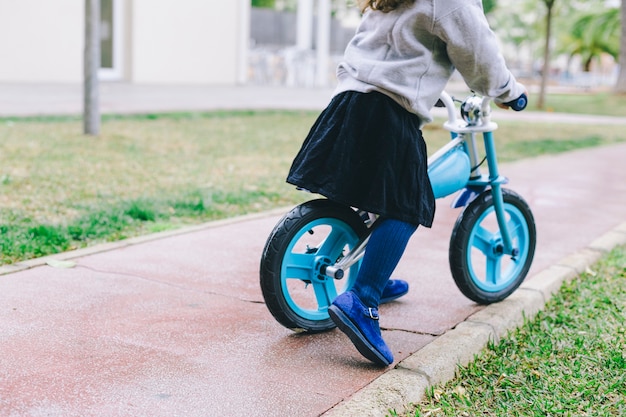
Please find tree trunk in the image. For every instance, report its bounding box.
[84,0,100,135]
[538,1,554,109]
[616,0,626,94]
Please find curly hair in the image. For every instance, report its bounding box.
[358,0,415,13]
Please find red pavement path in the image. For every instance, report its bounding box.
[1,143,625,417]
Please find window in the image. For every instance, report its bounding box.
[99,0,123,80]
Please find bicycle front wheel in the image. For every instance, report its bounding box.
[260,199,367,333]
[449,188,536,304]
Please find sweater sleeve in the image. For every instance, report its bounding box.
[432,1,525,104]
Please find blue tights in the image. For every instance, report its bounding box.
[351,218,417,307]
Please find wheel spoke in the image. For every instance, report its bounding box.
[310,280,337,311]
[471,225,494,255]
[317,227,349,259]
[283,252,315,281]
[486,256,502,285]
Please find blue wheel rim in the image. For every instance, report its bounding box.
[280,218,361,321]
[466,203,531,292]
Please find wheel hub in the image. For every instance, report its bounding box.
[491,237,504,256]
[313,256,332,281]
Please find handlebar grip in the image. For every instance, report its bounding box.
[505,93,528,112]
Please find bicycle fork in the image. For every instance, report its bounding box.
[481,131,516,257]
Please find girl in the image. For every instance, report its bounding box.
[286,0,527,366]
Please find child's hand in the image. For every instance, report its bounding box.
[497,91,528,111]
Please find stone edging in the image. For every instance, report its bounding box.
[322,222,626,417]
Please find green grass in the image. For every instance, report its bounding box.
[500,135,604,160]
[0,110,315,264]
[0,93,625,265]
[527,92,626,117]
[395,245,626,417]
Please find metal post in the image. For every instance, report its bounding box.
[84,0,100,135]
[237,0,250,84]
[296,0,313,50]
[315,0,331,87]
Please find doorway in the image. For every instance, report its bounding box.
[99,0,123,80]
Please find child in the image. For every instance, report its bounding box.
[286,0,527,366]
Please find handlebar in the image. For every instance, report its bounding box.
[438,91,457,122]
[504,93,528,112]
[438,91,526,133]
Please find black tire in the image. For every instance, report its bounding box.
[260,199,368,333]
[449,188,536,304]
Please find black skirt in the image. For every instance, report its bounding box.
[287,91,435,227]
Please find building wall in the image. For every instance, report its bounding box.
[0,0,249,85]
[0,0,84,82]
[131,0,246,84]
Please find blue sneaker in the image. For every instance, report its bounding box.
[328,291,393,366]
[380,279,409,304]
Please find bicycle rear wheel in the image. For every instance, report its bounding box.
[449,188,536,304]
[260,199,367,333]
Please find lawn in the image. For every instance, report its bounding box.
[0,92,624,265]
[528,91,626,117]
[395,244,626,417]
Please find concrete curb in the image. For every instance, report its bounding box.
[321,222,626,417]
[0,206,292,277]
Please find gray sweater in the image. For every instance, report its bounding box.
[334,0,526,125]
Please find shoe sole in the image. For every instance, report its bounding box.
[328,305,392,367]
[379,288,408,304]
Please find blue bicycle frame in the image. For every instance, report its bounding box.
[428,92,515,255]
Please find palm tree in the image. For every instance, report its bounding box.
[538,0,556,109]
[617,0,626,94]
[561,8,619,72]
